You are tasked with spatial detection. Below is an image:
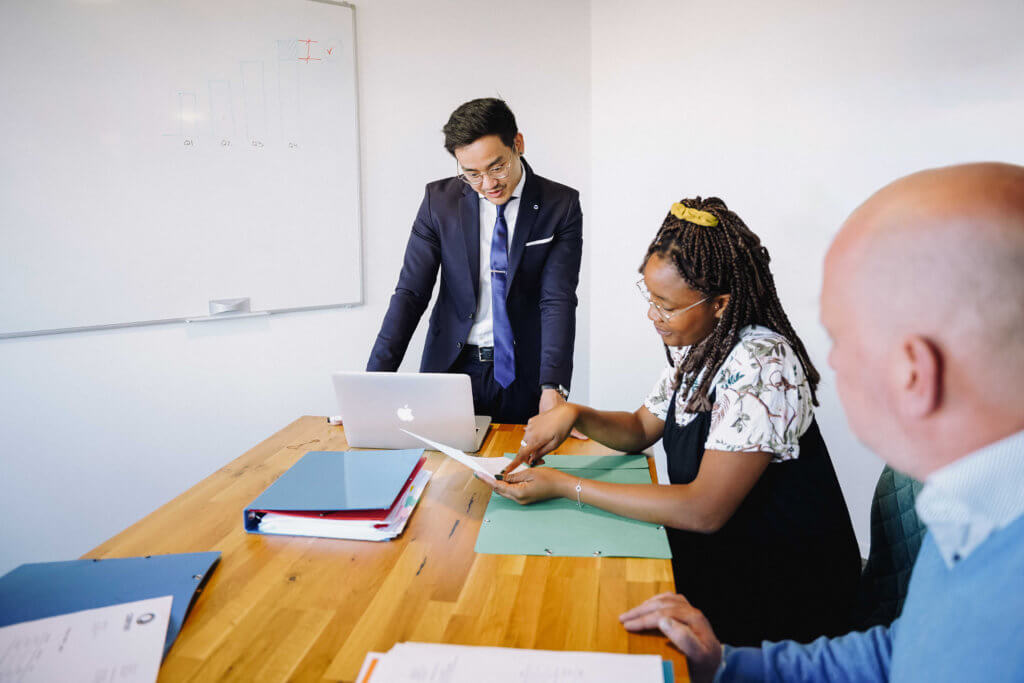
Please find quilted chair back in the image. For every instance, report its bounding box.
[854,465,926,629]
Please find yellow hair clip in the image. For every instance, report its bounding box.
[670,202,719,227]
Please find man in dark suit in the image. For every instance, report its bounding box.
[367,98,583,424]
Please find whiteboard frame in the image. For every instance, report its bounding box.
[0,0,364,341]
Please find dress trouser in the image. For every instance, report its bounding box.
[448,345,539,425]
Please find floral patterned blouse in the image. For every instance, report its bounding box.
[643,325,814,462]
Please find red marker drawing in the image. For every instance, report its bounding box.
[298,39,321,63]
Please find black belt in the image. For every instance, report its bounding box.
[464,344,494,362]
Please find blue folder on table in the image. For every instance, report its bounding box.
[244,449,425,534]
[0,551,220,658]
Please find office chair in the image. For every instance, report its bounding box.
[853,465,926,630]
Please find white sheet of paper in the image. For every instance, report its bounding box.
[0,595,172,683]
[355,651,384,682]
[368,641,665,683]
[400,430,526,482]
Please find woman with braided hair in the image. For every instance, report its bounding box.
[487,197,861,646]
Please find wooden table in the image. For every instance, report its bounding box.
[86,417,688,681]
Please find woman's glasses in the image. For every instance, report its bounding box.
[635,278,708,321]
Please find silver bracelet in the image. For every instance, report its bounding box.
[575,479,583,510]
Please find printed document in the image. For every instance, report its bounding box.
[0,595,172,683]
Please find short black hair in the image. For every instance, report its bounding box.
[442,98,518,155]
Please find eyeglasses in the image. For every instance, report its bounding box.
[635,277,709,321]
[457,156,516,186]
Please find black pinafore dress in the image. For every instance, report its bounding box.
[662,385,861,646]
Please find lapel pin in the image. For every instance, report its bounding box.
[533,204,539,210]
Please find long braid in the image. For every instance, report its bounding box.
[641,197,820,412]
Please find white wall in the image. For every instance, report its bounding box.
[0,0,591,576]
[4,0,1024,575]
[589,0,1024,553]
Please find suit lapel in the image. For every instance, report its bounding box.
[506,160,539,292]
[460,185,480,300]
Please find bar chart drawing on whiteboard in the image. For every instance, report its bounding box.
[0,0,362,339]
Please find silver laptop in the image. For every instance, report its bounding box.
[332,372,491,451]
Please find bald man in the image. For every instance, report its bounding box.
[618,163,1024,682]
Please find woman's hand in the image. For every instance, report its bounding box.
[500,403,580,476]
[619,593,723,683]
[479,466,574,505]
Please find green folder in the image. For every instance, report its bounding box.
[475,454,672,559]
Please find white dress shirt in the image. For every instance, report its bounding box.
[465,165,528,347]
[915,428,1024,568]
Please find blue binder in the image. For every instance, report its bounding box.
[244,449,425,534]
[0,551,220,658]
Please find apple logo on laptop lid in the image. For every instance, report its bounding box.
[396,404,414,422]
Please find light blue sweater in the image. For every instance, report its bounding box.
[718,513,1024,682]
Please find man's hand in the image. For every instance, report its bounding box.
[538,388,563,415]
[538,389,588,440]
[620,593,723,683]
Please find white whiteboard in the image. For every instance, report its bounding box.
[0,0,362,338]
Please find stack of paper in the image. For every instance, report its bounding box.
[244,449,431,541]
[356,642,673,683]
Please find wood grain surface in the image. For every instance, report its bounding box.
[85,417,689,681]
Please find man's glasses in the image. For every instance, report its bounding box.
[635,278,709,321]
[457,156,516,186]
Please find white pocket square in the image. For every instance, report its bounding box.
[525,235,554,247]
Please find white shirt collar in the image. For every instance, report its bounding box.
[915,428,1024,568]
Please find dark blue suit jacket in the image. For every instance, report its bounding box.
[367,160,582,392]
